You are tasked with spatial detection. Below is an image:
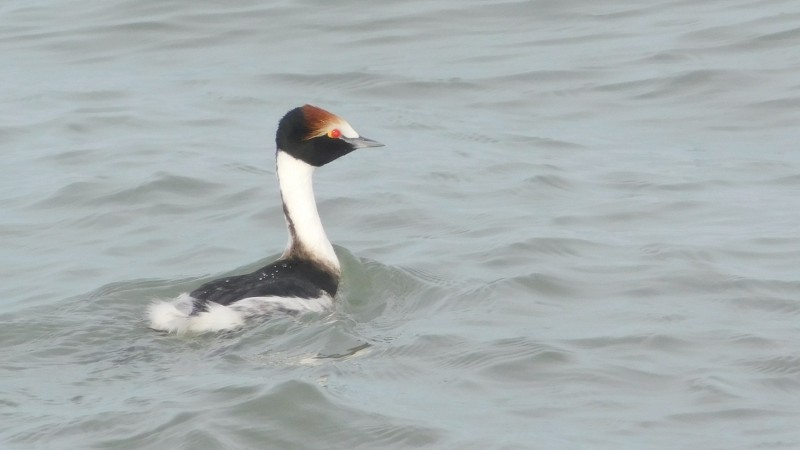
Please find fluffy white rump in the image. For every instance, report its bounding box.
[147,292,333,334]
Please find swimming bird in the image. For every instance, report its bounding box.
[148,105,384,333]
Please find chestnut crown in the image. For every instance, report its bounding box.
[275,105,383,167]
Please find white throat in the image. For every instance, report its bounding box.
[276,150,340,270]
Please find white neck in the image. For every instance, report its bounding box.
[276,150,340,270]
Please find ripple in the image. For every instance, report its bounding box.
[260,72,389,92]
[32,173,224,209]
[740,356,800,376]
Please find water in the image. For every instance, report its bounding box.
[2,0,800,448]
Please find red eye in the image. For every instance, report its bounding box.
[327,129,341,139]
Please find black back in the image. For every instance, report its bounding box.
[189,257,338,314]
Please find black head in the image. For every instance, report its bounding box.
[275,105,383,167]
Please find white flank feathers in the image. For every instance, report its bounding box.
[147,292,333,334]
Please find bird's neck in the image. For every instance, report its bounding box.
[276,150,340,272]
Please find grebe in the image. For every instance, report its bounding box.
[148,105,383,333]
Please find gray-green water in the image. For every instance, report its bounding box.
[3,0,800,448]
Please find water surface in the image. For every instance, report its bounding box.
[2,0,800,448]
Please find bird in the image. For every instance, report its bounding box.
[148,105,384,333]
